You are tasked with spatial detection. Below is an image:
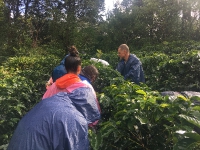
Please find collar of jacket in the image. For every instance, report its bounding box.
[79,74,91,84]
[56,73,81,89]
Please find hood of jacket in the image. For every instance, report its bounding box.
[56,73,81,89]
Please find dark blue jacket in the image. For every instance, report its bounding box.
[52,55,91,84]
[7,87,100,150]
[79,74,91,84]
[116,54,145,84]
[52,55,68,82]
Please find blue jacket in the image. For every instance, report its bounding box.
[52,55,92,84]
[7,88,100,150]
[52,55,68,82]
[79,74,91,84]
[116,54,145,84]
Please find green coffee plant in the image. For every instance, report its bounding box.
[131,49,200,91]
[89,81,200,150]
[0,54,60,145]
[82,59,124,93]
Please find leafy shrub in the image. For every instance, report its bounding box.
[13,45,66,58]
[0,75,35,144]
[141,52,169,89]
[0,54,60,145]
[98,51,119,69]
[90,82,200,150]
[1,42,200,149]
[81,59,124,93]
[97,42,200,92]
[132,49,200,91]
[93,64,124,93]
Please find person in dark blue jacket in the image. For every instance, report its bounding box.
[116,44,145,85]
[51,58,67,82]
[51,46,99,84]
[52,46,79,82]
[79,65,99,84]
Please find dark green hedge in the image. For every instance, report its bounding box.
[1,42,200,149]
[0,54,60,145]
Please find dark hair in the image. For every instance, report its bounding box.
[80,65,99,82]
[65,46,81,73]
[68,45,79,56]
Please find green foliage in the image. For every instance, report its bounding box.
[90,41,200,92]
[173,112,200,150]
[0,1,200,149]
[0,1,10,59]
[81,58,124,93]
[143,49,200,91]
[0,75,34,144]
[90,81,200,149]
[1,0,200,58]
[1,41,200,149]
[0,53,60,145]
[93,65,124,93]
[98,51,119,69]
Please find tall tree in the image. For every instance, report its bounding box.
[0,0,8,55]
[1,0,105,52]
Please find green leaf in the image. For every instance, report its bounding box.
[179,114,200,128]
[116,121,121,125]
[183,133,200,141]
[191,111,200,119]
[190,96,200,102]
[127,120,134,130]
[136,90,146,97]
[148,97,156,104]
[160,103,170,108]
[177,95,189,101]
[102,128,115,138]
[155,113,162,121]
[95,132,103,150]
[192,106,200,111]
[140,101,145,110]
[173,138,200,150]
[114,110,127,119]
[135,116,148,124]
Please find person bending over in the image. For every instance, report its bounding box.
[52,45,79,82]
[46,64,99,89]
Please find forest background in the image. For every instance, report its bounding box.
[1,0,200,149]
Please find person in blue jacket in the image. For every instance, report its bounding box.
[52,45,79,82]
[79,65,99,84]
[116,44,145,85]
[51,46,99,84]
[46,64,99,89]
[7,48,100,150]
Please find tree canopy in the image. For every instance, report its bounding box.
[0,0,199,55]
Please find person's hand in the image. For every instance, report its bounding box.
[46,77,53,89]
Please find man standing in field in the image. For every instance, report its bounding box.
[116,44,145,85]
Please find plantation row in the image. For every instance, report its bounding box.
[0,41,200,149]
